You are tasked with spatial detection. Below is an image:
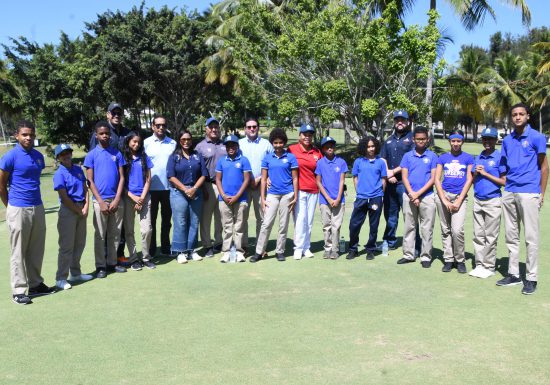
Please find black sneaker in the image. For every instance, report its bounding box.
[346,250,357,260]
[28,282,53,296]
[456,262,467,274]
[366,251,375,260]
[107,265,127,273]
[421,261,431,268]
[522,280,537,295]
[397,257,414,264]
[96,268,107,279]
[12,294,32,305]
[496,275,522,287]
[131,261,143,271]
[276,253,286,262]
[143,260,156,269]
[249,253,263,263]
[441,262,453,272]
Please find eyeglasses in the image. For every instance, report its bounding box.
[181,138,192,142]
[246,125,258,129]
[110,111,123,117]
[155,124,167,128]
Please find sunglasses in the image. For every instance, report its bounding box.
[110,111,123,117]
[155,124,167,128]
[246,125,258,129]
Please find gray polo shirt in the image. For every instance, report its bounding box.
[195,137,226,182]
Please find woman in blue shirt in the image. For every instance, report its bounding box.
[435,129,474,274]
[167,130,208,264]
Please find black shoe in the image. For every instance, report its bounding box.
[441,262,453,272]
[276,253,286,262]
[213,245,222,254]
[366,251,375,260]
[12,294,32,305]
[456,262,467,274]
[397,257,414,265]
[28,282,53,296]
[249,253,263,263]
[96,268,107,279]
[496,275,522,287]
[107,265,127,273]
[143,260,156,269]
[346,250,357,260]
[522,280,537,295]
[421,261,431,269]
[131,262,143,271]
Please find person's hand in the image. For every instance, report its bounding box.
[331,198,340,208]
[81,207,89,218]
[186,187,197,199]
[413,198,420,207]
[326,197,334,207]
[109,200,119,213]
[227,196,238,205]
[134,203,142,211]
[266,177,272,189]
[99,201,109,215]
[451,197,463,212]
[136,197,144,205]
[408,192,419,201]
[388,176,398,184]
[387,169,394,178]
[540,194,544,209]
[475,165,486,177]
[289,197,297,212]
[262,200,268,212]
[443,199,454,212]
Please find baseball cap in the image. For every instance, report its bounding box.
[54,144,73,158]
[206,117,219,126]
[393,110,409,120]
[320,136,336,147]
[223,135,239,145]
[299,124,315,133]
[107,102,123,112]
[481,127,498,138]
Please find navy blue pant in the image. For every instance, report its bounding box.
[349,197,383,252]
[383,182,421,251]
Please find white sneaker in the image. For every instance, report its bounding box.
[468,266,483,278]
[191,252,203,261]
[303,249,314,258]
[69,273,93,282]
[478,268,496,279]
[220,252,230,263]
[56,280,72,290]
[293,250,302,260]
[177,253,188,264]
[236,252,245,262]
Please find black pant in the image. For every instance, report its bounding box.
[349,197,383,252]
[150,190,172,255]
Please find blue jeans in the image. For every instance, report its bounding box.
[349,197,383,251]
[170,188,202,254]
[383,183,421,251]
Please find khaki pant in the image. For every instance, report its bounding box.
[219,201,248,253]
[502,191,540,281]
[319,203,345,253]
[402,193,436,262]
[255,192,294,255]
[123,195,152,263]
[243,187,263,249]
[6,204,46,295]
[472,197,501,270]
[435,191,468,263]
[56,203,87,280]
[200,182,222,248]
[93,199,124,268]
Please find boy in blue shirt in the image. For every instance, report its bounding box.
[315,137,348,259]
[84,121,126,278]
[0,120,50,304]
[215,135,252,262]
[53,144,93,290]
[397,126,438,268]
[347,136,387,260]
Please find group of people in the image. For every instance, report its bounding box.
[0,102,546,305]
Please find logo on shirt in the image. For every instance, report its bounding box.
[282,158,288,163]
[175,155,181,162]
[488,160,496,167]
[235,162,241,169]
[207,147,212,152]
[36,159,43,167]
[444,160,466,178]
[335,166,340,172]
[111,155,117,162]
[193,155,199,160]
[423,158,430,164]
[522,140,529,148]
[404,138,410,143]
[313,155,319,161]
[386,140,392,144]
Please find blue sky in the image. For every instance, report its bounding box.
[0,0,547,65]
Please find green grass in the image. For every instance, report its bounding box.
[1,139,549,385]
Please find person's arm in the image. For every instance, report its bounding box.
[230,171,250,204]
[316,174,334,206]
[452,164,473,211]
[216,170,230,204]
[539,153,548,207]
[289,168,299,211]
[58,188,84,216]
[416,169,436,199]
[334,172,346,207]
[82,182,89,217]
[0,169,9,207]
[434,164,453,212]
[475,165,506,187]
[401,168,414,197]
[353,176,358,192]
[382,176,387,192]
[86,168,109,214]
[110,166,125,212]
[260,168,268,212]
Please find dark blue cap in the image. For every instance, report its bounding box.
[481,127,498,138]
[107,102,122,112]
[205,117,219,126]
[54,144,73,158]
[320,136,336,147]
[393,110,409,120]
[299,124,315,133]
[223,135,239,145]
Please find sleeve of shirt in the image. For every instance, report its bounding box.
[166,155,176,178]
[314,161,321,176]
[116,151,126,167]
[200,154,208,177]
[535,134,547,155]
[83,152,94,169]
[352,159,359,176]
[289,154,299,169]
[430,153,437,169]
[466,154,474,165]
[379,159,388,177]
[399,153,409,169]
[242,157,252,172]
[0,151,14,172]
[498,154,507,175]
[215,158,223,173]
[437,154,445,166]
[53,170,65,191]
[261,154,269,169]
[37,152,46,170]
[146,156,154,169]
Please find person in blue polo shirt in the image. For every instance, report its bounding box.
[215,135,252,263]
[496,103,548,295]
[250,128,299,262]
[434,129,474,274]
[53,144,93,291]
[397,126,438,268]
[347,136,387,261]
[84,120,127,278]
[0,120,50,305]
[315,136,348,259]
[469,127,506,279]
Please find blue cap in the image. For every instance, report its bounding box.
[393,110,409,120]
[205,117,219,126]
[54,144,73,158]
[320,136,336,147]
[107,102,122,112]
[223,135,239,145]
[299,124,315,133]
[481,127,498,138]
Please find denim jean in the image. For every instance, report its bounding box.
[170,187,202,254]
[383,183,420,251]
[349,196,383,251]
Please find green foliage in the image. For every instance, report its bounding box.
[361,99,379,119]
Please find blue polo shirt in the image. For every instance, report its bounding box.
[215,154,252,202]
[352,157,387,199]
[166,151,208,187]
[53,164,86,202]
[501,125,547,193]
[380,131,414,183]
[314,156,348,205]
[400,149,438,197]
[83,145,126,200]
[0,144,45,207]
[127,155,154,196]
[473,150,506,200]
[438,152,474,195]
[261,151,299,195]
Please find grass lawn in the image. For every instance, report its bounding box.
[0,138,549,385]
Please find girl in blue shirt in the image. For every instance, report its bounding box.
[167,130,208,263]
[347,136,387,260]
[435,129,474,273]
[123,132,156,271]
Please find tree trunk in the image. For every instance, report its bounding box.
[425,71,433,134]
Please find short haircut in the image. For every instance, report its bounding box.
[16,120,35,133]
[95,120,110,131]
[413,126,429,137]
[245,116,259,126]
[510,102,530,115]
[449,129,464,137]
[152,114,167,125]
[357,136,380,156]
[269,128,287,144]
